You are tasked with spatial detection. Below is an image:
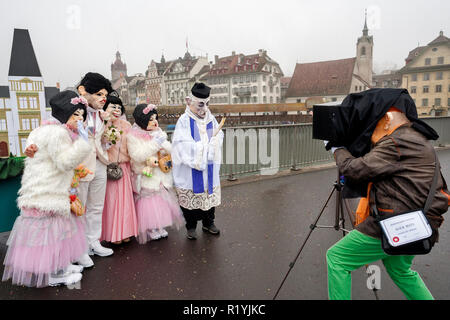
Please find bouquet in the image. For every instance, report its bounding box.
[103,123,123,145]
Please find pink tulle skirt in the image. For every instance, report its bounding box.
[2,208,87,288]
[135,186,184,244]
[101,162,138,243]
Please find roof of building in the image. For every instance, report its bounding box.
[405,46,426,65]
[44,86,60,108]
[401,31,449,72]
[372,70,401,80]
[8,29,42,77]
[286,57,356,97]
[280,77,292,87]
[163,52,202,75]
[428,31,449,46]
[111,51,127,69]
[205,50,283,78]
[0,86,10,98]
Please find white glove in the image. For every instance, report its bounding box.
[209,136,220,147]
[324,140,343,154]
[154,134,166,146]
[208,136,221,161]
[77,121,89,142]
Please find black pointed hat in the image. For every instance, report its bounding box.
[191,82,211,99]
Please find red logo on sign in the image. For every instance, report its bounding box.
[393,237,399,243]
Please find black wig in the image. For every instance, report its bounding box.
[103,95,125,115]
[77,72,114,95]
[133,104,158,130]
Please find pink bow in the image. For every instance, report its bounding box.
[143,104,156,114]
[71,97,89,107]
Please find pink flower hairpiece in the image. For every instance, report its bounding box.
[143,104,156,114]
[71,96,89,107]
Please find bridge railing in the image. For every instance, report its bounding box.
[167,116,450,181]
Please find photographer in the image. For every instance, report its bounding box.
[326,106,448,300]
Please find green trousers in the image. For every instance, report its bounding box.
[326,230,434,300]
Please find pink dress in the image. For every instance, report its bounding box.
[100,119,138,243]
[127,125,184,244]
[3,208,87,287]
[2,121,89,288]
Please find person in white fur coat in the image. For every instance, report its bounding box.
[127,104,184,243]
[2,91,93,287]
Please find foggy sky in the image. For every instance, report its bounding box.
[1,0,449,90]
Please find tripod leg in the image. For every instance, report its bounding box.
[272,186,337,300]
[340,196,346,237]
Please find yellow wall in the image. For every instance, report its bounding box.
[401,43,450,116]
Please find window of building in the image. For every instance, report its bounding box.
[448,98,450,107]
[0,119,7,131]
[424,58,431,66]
[436,85,442,93]
[423,73,430,81]
[263,96,267,103]
[437,57,444,65]
[22,119,30,130]
[423,86,429,93]
[436,72,443,80]
[30,97,38,109]
[361,47,366,56]
[411,86,417,93]
[18,97,27,109]
[422,98,428,107]
[31,118,39,129]
[435,98,441,106]
[411,74,417,81]
[21,138,27,154]
[253,96,257,103]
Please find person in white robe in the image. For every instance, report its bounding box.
[171,83,224,240]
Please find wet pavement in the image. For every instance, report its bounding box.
[1,149,450,300]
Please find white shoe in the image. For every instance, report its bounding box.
[66,264,84,273]
[76,253,94,268]
[148,229,161,240]
[49,271,82,287]
[89,240,114,257]
[158,228,168,238]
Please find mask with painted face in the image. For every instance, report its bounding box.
[187,95,210,119]
[66,108,85,130]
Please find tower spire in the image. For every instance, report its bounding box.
[363,9,369,36]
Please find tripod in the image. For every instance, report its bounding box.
[272,170,379,300]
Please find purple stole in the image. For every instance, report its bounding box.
[190,117,214,195]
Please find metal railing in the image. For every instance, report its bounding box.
[167,116,450,181]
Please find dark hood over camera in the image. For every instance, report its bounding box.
[325,88,438,158]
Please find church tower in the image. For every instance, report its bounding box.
[356,10,373,85]
[111,51,127,81]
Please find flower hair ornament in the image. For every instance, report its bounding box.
[70,96,89,108]
[143,104,157,114]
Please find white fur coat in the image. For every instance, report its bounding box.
[17,124,93,217]
[127,128,173,191]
